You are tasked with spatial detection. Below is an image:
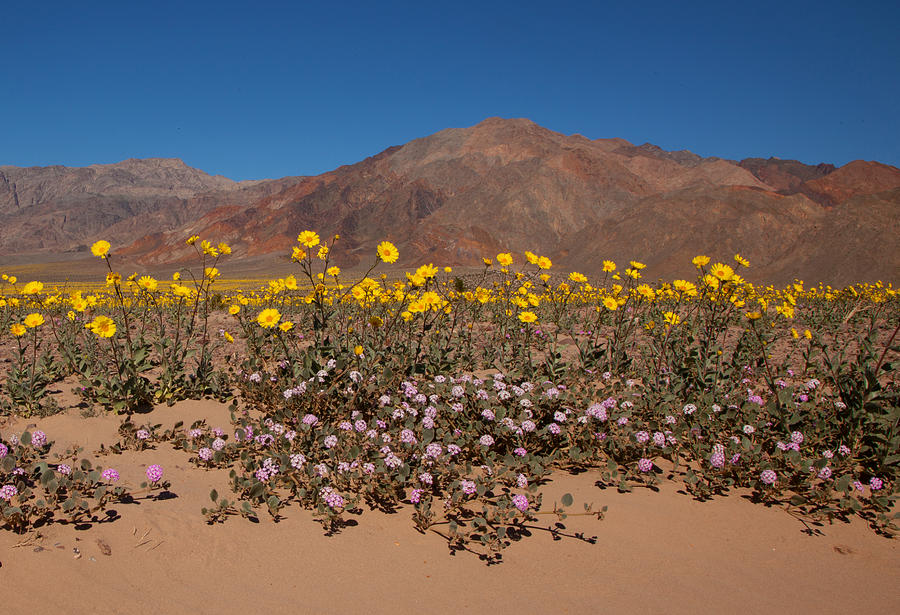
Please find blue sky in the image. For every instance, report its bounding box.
[1,0,898,180]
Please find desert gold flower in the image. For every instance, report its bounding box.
[228,304,240,315]
[663,311,681,326]
[217,242,232,255]
[186,235,199,245]
[137,276,158,292]
[524,251,539,265]
[629,260,646,270]
[204,267,220,280]
[201,240,218,257]
[223,331,234,343]
[171,284,193,298]
[24,313,44,328]
[106,272,121,286]
[518,311,538,323]
[745,311,762,320]
[22,281,44,295]
[602,296,618,311]
[317,245,329,260]
[297,230,320,248]
[804,329,812,339]
[482,257,493,267]
[692,255,710,268]
[87,315,116,338]
[537,256,552,270]
[91,240,111,258]
[497,253,513,267]
[416,263,438,279]
[256,308,281,328]
[602,260,617,273]
[7,276,16,284]
[67,311,75,321]
[354,345,364,356]
[569,272,588,283]
[734,254,750,267]
[327,266,340,277]
[10,323,26,336]
[279,321,294,332]
[710,263,734,281]
[377,241,399,264]
[172,272,181,281]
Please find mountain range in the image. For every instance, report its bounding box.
[1,117,898,285]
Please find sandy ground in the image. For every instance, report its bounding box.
[1,400,898,615]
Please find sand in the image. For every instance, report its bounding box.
[1,400,897,614]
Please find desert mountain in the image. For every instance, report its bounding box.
[1,119,897,285]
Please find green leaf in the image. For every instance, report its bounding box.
[210,489,218,502]
[561,493,574,507]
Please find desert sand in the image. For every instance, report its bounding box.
[1,399,897,615]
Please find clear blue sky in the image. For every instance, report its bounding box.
[2,0,898,180]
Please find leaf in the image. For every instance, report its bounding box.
[561,493,574,507]
[790,495,807,506]
[210,489,218,502]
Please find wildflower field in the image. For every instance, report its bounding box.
[1,232,897,560]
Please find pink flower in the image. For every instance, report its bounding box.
[760,469,777,485]
[512,494,529,512]
[146,464,164,483]
[637,458,653,473]
[101,468,120,482]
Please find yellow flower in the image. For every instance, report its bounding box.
[625,268,641,279]
[66,311,75,321]
[87,315,116,338]
[186,235,199,245]
[443,266,452,273]
[228,305,240,315]
[629,260,646,270]
[353,345,364,356]
[327,266,340,277]
[734,254,750,267]
[106,272,121,286]
[284,275,298,290]
[745,311,762,320]
[22,281,44,295]
[297,230,320,248]
[524,251,539,265]
[663,311,681,326]
[7,276,16,284]
[569,272,588,283]
[201,240,218,257]
[482,257,493,267]
[223,331,234,343]
[91,240,111,258]
[172,272,181,281]
[518,311,538,323]
[204,267,220,280]
[804,329,812,339]
[416,263,438,279]
[217,242,232,255]
[672,280,697,296]
[692,255,710,268]
[602,296,618,311]
[710,262,734,281]
[537,256,552,270]
[602,260,617,273]
[24,313,44,328]
[171,284,193,298]
[317,245,329,260]
[256,308,281,328]
[497,253,513,267]
[10,323,26,337]
[377,241,399,264]
[279,321,294,332]
[137,276,158,292]
[791,327,799,339]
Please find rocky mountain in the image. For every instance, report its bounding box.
[1,119,897,284]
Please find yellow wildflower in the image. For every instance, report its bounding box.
[297,231,320,248]
[21,281,43,295]
[86,315,116,338]
[91,240,111,258]
[24,313,44,328]
[279,321,294,332]
[377,241,399,264]
[10,323,26,337]
[497,253,513,267]
[256,308,281,328]
[518,311,538,323]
